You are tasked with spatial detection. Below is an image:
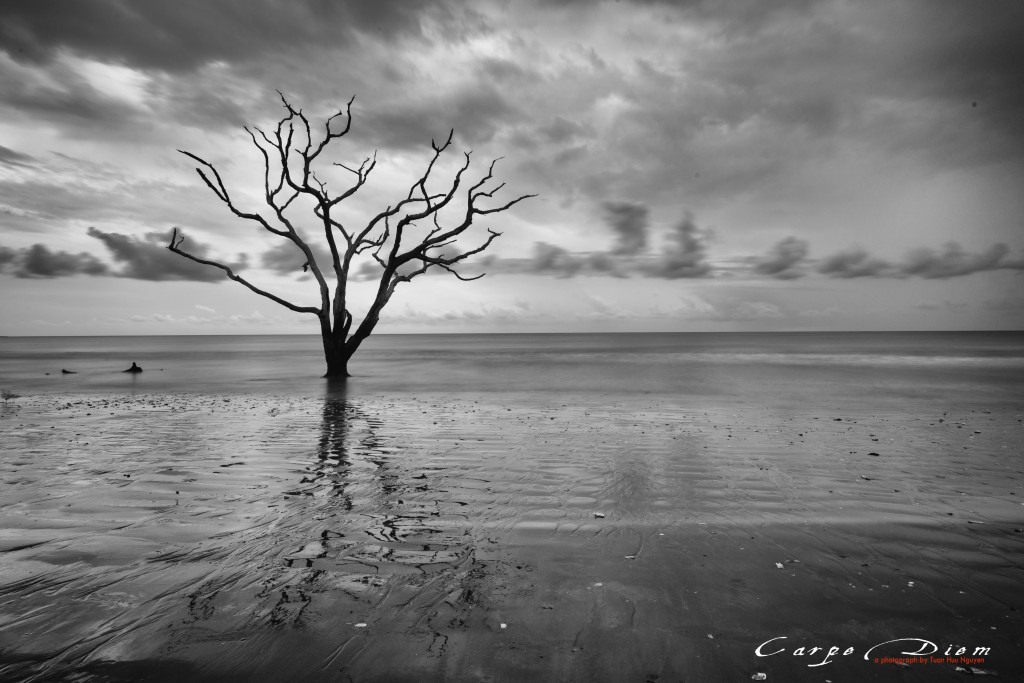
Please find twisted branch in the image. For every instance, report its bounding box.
[170,94,535,367]
[168,228,321,315]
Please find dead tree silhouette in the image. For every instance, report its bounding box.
[169,94,534,377]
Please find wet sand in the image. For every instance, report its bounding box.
[1,390,1022,682]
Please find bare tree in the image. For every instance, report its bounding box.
[169,95,534,377]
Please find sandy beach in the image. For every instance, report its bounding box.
[1,381,1022,681]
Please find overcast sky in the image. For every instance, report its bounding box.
[1,0,1022,335]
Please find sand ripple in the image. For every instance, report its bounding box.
[1,392,1022,680]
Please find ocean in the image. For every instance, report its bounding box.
[1,331,1022,406]
[2,330,1024,680]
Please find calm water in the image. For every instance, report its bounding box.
[1,331,1023,405]
[2,331,1024,681]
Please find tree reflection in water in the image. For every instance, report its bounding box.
[280,381,481,581]
[314,383,356,510]
[298,380,394,514]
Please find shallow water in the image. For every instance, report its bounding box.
[1,333,1023,680]
[2,331,1023,400]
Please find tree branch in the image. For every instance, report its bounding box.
[183,131,332,311]
[167,229,321,316]
[171,94,535,377]
[177,150,290,238]
[394,229,502,284]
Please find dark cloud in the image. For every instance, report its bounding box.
[261,240,333,276]
[530,242,583,277]
[816,247,895,279]
[0,55,146,131]
[360,87,521,150]
[20,244,108,278]
[553,145,589,167]
[586,251,619,275]
[0,144,34,167]
[603,201,648,255]
[156,83,251,131]
[644,212,711,279]
[0,0,447,72]
[870,1,1024,164]
[472,205,714,279]
[817,241,1023,279]
[87,227,246,281]
[901,242,1016,279]
[558,0,1024,209]
[476,57,532,85]
[754,236,809,279]
[0,243,108,278]
[3,84,131,127]
[539,117,593,145]
[537,0,815,30]
[474,207,712,279]
[483,200,654,277]
[475,241,625,279]
[0,44,261,135]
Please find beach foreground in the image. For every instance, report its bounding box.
[1,385,1022,682]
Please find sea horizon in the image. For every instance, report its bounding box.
[2,328,1022,337]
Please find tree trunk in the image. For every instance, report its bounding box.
[322,329,352,378]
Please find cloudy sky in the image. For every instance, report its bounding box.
[1,0,1023,335]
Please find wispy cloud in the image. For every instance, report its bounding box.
[0,143,34,167]
[126,310,272,326]
[386,300,533,324]
[0,0,450,72]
